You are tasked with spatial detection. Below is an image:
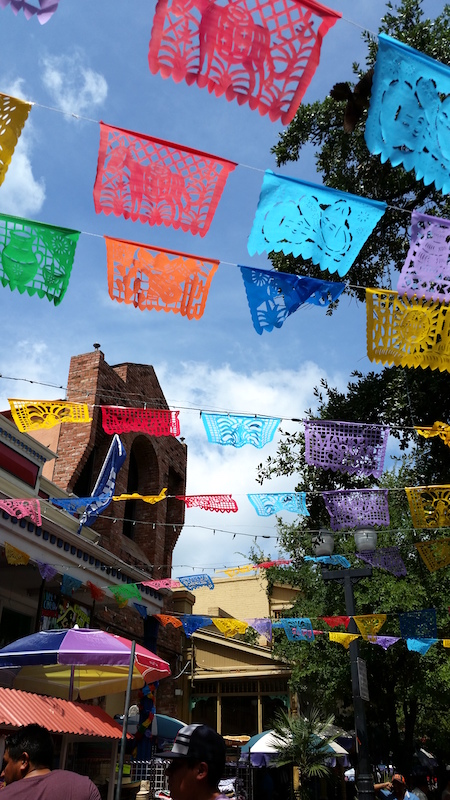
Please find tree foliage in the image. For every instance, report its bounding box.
[270,0,450,303]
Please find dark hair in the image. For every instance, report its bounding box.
[5,724,54,770]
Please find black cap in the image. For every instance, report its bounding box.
[157,723,226,770]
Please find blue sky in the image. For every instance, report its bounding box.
[0,0,443,578]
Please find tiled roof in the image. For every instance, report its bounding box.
[0,687,125,739]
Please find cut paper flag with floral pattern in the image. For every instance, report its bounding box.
[369,636,400,650]
[105,237,219,318]
[365,33,450,195]
[178,574,215,590]
[154,614,183,628]
[78,434,126,529]
[37,561,57,581]
[322,488,390,531]
[406,638,438,655]
[397,213,450,303]
[4,542,30,566]
[0,498,41,526]
[247,171,386,276]
[399,608,437,640]
[0,0,61,23]
[141,578,181,590]
[0,214,79,305]
[329,632,359,649]
[102,405,181,437]
[239,265,345,334]
[405,485,450,529]
[256,559,291,568]
[61,574,82,596]
[274,618,314,641]
[416,421,450,447]
[366,289,450,372]
[213,618,249,638]
[353,614,387,640]
[245,618,272,642]
[415,537,450,572]
[109,583,142,607]
[0,93,31,186]
[112,489,167,504]
[247,492,309,516]
[304,420,390,478]
[94,123,236,237]
[221,565,256,577]
[9,399,91,432]
[304,555,351,568]
[148,0,341,125]
[181,615,212,637]
[176,495,238,513]
[202,412,280,448]
[356,546,407,577]
[321,616,350,629]
[87,581,104,601]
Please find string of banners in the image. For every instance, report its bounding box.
[1,538,450,653]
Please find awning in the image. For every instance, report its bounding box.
[0,687,126,739]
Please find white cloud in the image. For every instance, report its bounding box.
[40,52,108,116]
[154,361,347,576]
[0,341,66,412]
[0,76,45,216]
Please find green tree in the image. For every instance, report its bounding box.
[271,707,339,800]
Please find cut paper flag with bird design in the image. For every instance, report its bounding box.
[366,288,450,372]
[213,618,249,638]
[322,488,390,531]
[356,546,407,577]
[178,575,215,590]
[353,614,387,640]
[202,412,280,448]
[247,171,386,276]
[176,495,238,513]
[94,123,236,236]
[0,93,31,186]
[240,265,345,334]
[0,214,79,305]
[415,537,450,572]
[105,237,219,319]
[0,0,62,23]
[304,420,390,478]
[4,542,30,566]
[102,405,180,437]
[397,212,450,303]
[154,614,183,628]
[365,33,450,195]
[0,498,42,526]
[405,485,450,529]
[8,399,91,432]
[247,492,309,516]
[273,618,314,641]
[148,0,341,126]
[415,421,450,447]
[112,489,167,504]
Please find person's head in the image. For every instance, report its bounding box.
[1,725,54,785]
[162,724,226,800]
[392,774,407,798]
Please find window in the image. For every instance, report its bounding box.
[0,441,39,488]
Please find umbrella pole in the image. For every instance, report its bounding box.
[115,639,136,800]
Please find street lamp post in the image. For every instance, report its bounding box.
[314,527,376,800]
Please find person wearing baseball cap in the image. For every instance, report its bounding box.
[159,724,227,800]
